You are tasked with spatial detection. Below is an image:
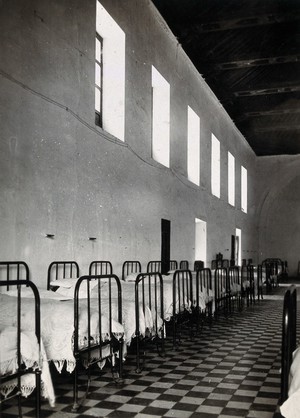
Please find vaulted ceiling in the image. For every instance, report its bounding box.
[152,0,300,156]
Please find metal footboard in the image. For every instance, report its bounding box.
[172,269,193,349]
[281,285,297,405]
[0,278,41,418]
[72,274,123,411]
[135,272,164,372]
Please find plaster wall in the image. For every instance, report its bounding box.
[255,155,300,276]
[0,0,257,286]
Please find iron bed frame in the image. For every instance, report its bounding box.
[0,261,41,418]
[47,262,123,411]
[134,272,165,372]
[72,274,123,411]
[171,269,193,349]
[228,266,242,312]
[89,260,113,275]
[179,260,189,270]
[214,267,231,317]
[281,285,297,405]
[194,267,213,330]
[122,260,141,281]
[47,260,80,290]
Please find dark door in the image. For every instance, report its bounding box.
[161,219,170,275]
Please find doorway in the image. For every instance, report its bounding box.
[161,219,170,274]
[195,218,207,266]
[235,228,242,266]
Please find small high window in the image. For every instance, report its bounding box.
[211,134,220,198]
[241,166,247,213]
[95,34,103,127]
[187,106,200,185]
[228,152,235,206]
[96,1,125,141]
[151,66,170,168]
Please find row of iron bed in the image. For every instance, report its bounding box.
[0,258,288,417]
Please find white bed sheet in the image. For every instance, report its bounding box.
[48,278,149,347]
[0,319,55,406]
[280,347,300,417]
[0,293,124,374]
[119,277,191,323]
[281,389,300,418]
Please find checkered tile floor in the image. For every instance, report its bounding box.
[2,286,299,418]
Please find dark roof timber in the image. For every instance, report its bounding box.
[152,0,300,156]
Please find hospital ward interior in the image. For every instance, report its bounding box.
[0,0,300,417]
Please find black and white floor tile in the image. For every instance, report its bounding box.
[2,285,299,418]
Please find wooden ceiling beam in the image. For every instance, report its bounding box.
[245,108,300,117]
[216,55,300,70]
[183,12,300,34]
[234,85,300,97]
[255,125,300,132]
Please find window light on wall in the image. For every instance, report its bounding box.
[96,1,125,141]
[151,66,170,168]
[211,133,220,198]
[228,151,235,206]
[195,218,207,266]
[95,34,103,127]
[235,228,242,266]
[241,166,248,213]
[187,106,200,186]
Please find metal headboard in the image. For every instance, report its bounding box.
[147,261,161,273]
[122,261,141,280]
[89,261,113,276]
[0,261,30,290]
[169,260,178,270]
[180,260,189,270]
[194,260,204,271]
[47,261,80,290]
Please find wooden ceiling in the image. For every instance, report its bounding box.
[152,0,300,156]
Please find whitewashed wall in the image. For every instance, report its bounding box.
[255,155,300,276]
[0,0,258,286]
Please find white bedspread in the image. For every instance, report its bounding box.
[117,278,191,324]
[0,291,124,402]
[0,314,55,406]
[90,285,158,343]
[280,347,300,417]
[119,280,173,320]
[281,390,300,418]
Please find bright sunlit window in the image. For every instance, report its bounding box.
[96,1,125,141]
[241,166,248,213]
[187,106,200,185]
[211,134,220,198]
[95,34,103,127]
[151,66,170,168]
[228,151,235,206]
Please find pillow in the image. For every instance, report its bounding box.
[55,279,98,299]
[124,273,137,282]
[166,270,176,279]
[49,278,78,288]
